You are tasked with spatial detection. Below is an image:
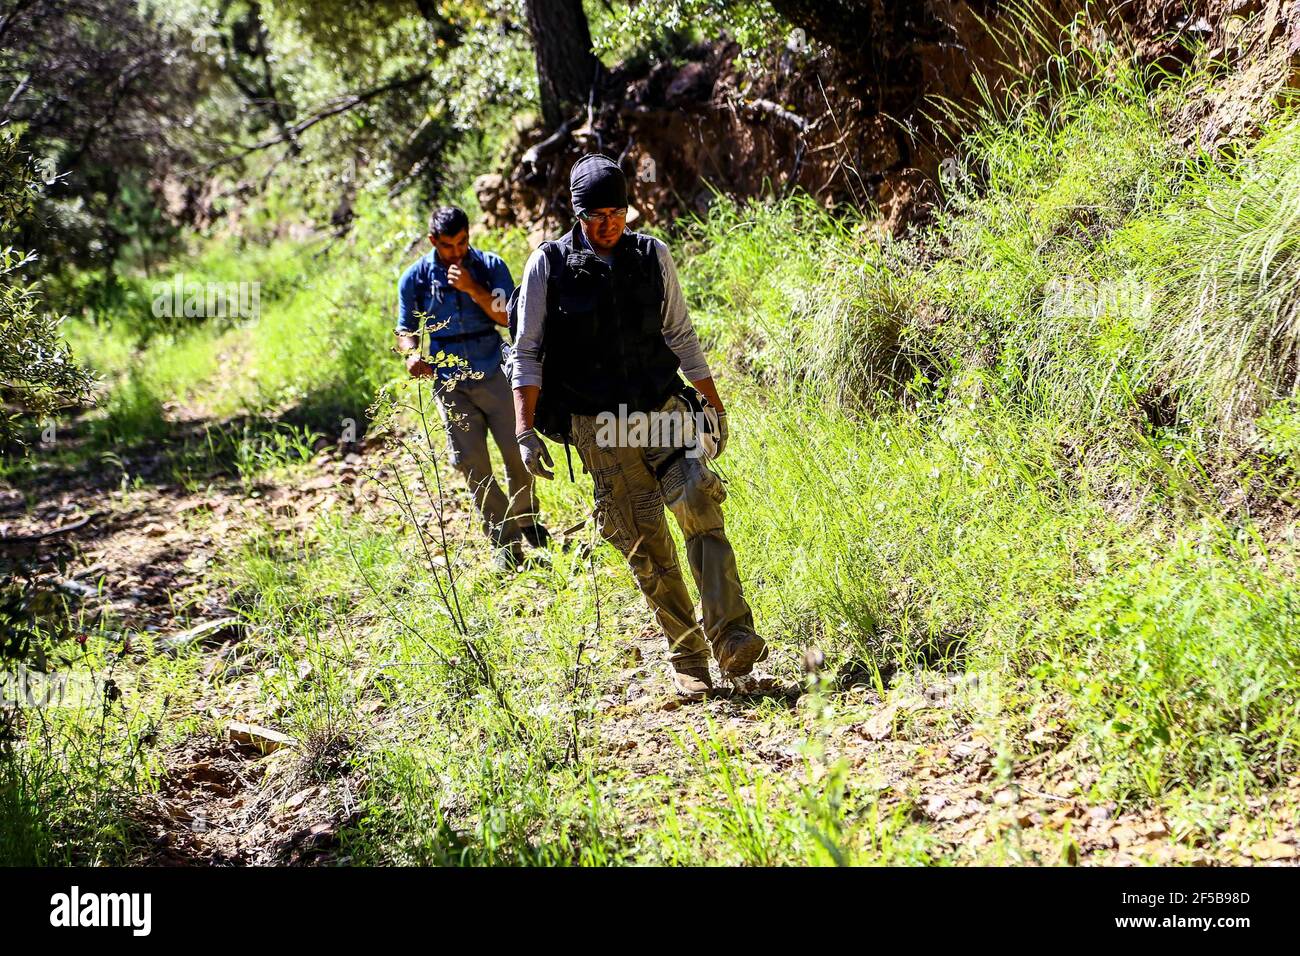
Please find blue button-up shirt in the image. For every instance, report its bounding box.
[396,247,514,382]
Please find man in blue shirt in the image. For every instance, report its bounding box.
[395,205,549,571]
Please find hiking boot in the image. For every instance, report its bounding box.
[492,540,525,574]
[671,664,714,700]
[519,523,552,549]
[714,628,769,678]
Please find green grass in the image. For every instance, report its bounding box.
[0,625,172,865]
[674,47,1300,808]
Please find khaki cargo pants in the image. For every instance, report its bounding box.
[570,394,755,670]
[435,368,539,546]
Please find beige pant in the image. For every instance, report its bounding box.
[570,394,755,670]
[436,368,538,546]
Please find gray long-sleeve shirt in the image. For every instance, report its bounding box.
[510,232,712,390]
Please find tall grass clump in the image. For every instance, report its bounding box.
[682,23,1300,803]
[1149,113,1300,429]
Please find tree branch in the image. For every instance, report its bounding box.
[196,70,430,174]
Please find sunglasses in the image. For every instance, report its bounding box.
[577,208,628,226]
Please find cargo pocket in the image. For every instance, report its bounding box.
[556,291,597,316]
[695,460,727,505]
[662,455,726,509]
[593,488,634,555]
[632,488,665,531]
[588,458,631,554]
[555,289,598,330]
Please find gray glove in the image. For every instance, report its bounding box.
[697,398,728,460]
[516,428,555,479]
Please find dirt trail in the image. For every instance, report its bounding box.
[4,413,1289,866]
[1,412,387,864]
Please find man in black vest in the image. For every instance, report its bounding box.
[510,154,767,699]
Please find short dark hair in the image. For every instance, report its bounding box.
[428,205,469,238]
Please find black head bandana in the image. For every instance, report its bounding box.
[569,154,627,216]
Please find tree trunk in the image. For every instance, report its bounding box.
[524,0,602,128]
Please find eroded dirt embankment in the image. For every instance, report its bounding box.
[477,1,1300,242]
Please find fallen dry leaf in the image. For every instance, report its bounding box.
[1249,839,1298,861]
[226,721,296,754]
[858,704,898,741]
[993,788,1018,807]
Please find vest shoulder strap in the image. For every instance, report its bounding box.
[506,241,567,343]
[540,239,566,275]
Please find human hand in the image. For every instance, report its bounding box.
[447,264,475,293]
[406,354,434,378]
[516,428,555,479]
[714,405,728,459]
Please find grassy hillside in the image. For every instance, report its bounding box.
[3,40,1299,865]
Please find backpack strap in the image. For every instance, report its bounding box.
[519,235,580,445]
[539,239,566,310]
[507,240,567,343]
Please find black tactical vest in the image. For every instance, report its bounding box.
[538,223,683,421]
